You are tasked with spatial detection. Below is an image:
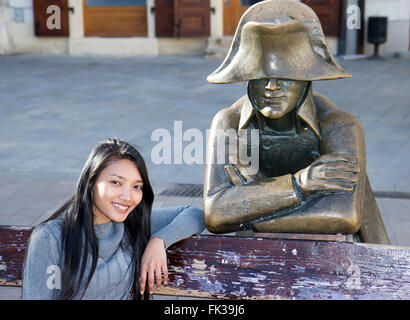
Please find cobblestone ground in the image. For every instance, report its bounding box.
[0,52,409,245]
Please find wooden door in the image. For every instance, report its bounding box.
[223,0,261,36]
[155,0,174,37]
[223,0,237,36]
[223,0,340,37]
[175,0,210,37]
[302,0,341,36]
[33,0,69,36]
[155,0,210,37]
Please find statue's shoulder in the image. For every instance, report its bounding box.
[313,91,357,117]
[210,95,247,129]
[313,91,362,129]
[312,91,340,114]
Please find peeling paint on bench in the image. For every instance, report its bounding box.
[154,235,410,299]
[1,226,410,299]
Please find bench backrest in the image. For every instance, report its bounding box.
[0,226,33,287]
[1,225,410,299]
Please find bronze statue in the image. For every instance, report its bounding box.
[203,0,390,244]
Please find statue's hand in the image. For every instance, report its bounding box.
[294,154,359,198]
[224,156,258,186]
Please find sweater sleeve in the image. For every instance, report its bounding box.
[22,222,62,300]
[151,206,205,249]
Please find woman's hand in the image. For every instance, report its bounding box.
[139,237,168,295]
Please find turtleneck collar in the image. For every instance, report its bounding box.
[94,221,125,258]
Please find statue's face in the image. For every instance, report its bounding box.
[249,79,308,119]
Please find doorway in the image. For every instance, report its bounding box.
[223,0,261,36]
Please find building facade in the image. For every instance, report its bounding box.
[0,0,409,56]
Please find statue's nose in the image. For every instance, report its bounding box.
[265,79,280,91]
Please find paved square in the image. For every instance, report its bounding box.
[0,53,409,245]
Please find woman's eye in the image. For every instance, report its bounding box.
[111,180,120,185]
[134,185,143,190]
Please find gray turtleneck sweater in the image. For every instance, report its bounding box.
[22,205,205,299]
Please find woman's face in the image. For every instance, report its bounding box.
[249,78,307,119]
[92,158,143,224]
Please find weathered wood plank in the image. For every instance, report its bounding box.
[254,232,353,242]
[0,226,32,286]
[1,226,410,300]
[155,235,410,300]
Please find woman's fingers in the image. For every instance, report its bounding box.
[155,265,162,290]
[163,263,168,286]
[148,267,155,294]
[147,262,168,293]
[139,263,167,295]
[139,237,168,295]
[139,267,147,295]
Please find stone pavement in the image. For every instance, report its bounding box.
[0,52,410,248]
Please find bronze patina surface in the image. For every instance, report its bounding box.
[203,0,390,244]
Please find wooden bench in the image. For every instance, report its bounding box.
[1,225,410,299]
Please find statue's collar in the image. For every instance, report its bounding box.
[239,86,321,139]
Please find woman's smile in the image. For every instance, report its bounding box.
[112,201,131,213]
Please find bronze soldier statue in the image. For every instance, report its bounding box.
[203,0,390,244]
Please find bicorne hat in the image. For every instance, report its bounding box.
[207,0,351,83]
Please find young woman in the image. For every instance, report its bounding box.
[22,138,205,300]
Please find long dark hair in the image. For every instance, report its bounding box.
[46,138,154,300]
